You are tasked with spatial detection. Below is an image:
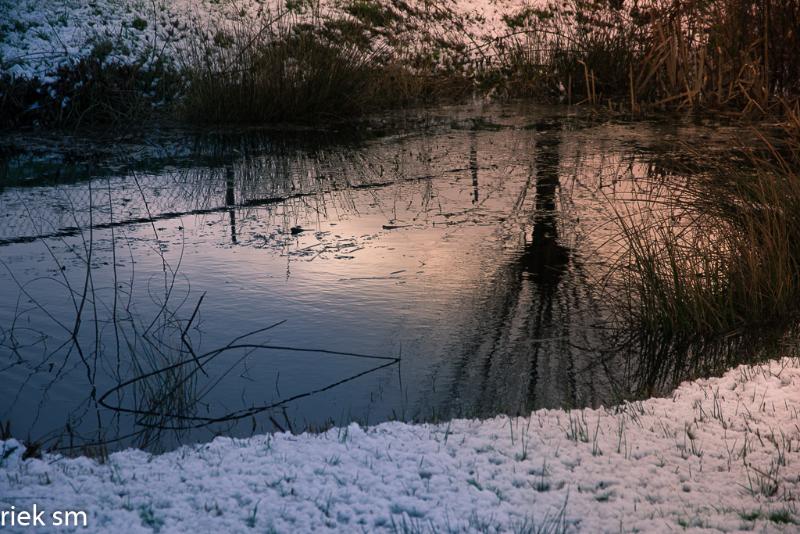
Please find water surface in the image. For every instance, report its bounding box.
[0,103,755,451]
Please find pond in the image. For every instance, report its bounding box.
[0,103,767,452]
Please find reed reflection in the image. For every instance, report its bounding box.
[444,120,608,418]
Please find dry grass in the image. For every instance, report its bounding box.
[4,1,800,127]
[611,107,800,344]
[178,3,468,124]
[492,0,800,113]
[0,40,179,128]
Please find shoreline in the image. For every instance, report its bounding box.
[2,357,798,532]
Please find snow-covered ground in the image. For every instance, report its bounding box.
[0,0,530,81]
[2,358,799,532]
[2,3,799,531]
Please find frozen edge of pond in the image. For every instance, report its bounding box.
[2,358,800,532]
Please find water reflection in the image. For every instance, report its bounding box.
[0,105,788,452]
[442,119,605,418]
[225,165,238,244]
[519,122,573,409]
[470,130,479,204]
[522,121,570,286]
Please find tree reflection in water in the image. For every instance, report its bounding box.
[445,120,609,418]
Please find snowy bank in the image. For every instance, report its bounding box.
[1,0,533,126]
[0,0,525,80]
[2,358,800,532]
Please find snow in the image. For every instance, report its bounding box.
[3,2,800,531]
[1,0,220,80]
[0,0,532,81]
[2,358,799,532]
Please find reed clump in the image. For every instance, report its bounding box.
[0,40,179,128]
[179,2,468,124]
[2,0,473,128]
[494,0,800,112]
[4,0,799,127]
[182,30,411,123]
[613,109,800,344]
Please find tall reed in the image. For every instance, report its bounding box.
[493,0,800,112]
[612,110,800,343]
[178,3,461,124]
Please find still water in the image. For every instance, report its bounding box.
[0,103,750,451]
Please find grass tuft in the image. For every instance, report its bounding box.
[607,109,800,383]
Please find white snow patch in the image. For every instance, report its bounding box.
[2,358,800,532]
[0,0,533,80]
